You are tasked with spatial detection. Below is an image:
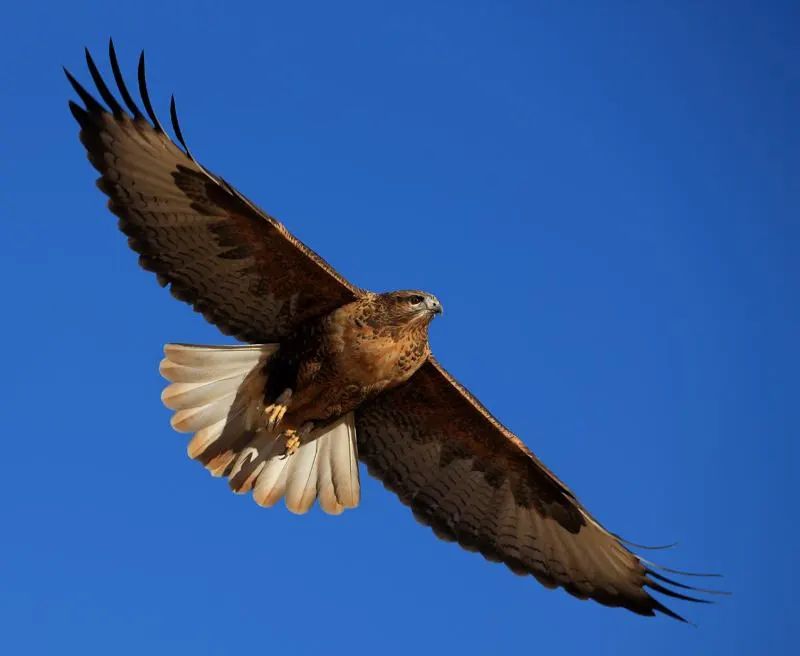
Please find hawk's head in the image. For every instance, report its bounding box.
[376,290,443,327]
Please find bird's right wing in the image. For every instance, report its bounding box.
[66,42,362,343]
[356,357,719,620]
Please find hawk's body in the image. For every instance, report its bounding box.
[267,291,437,433]
[66,42,719,622]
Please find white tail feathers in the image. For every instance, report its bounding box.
[233,413,360,515]
[159,343,360,515]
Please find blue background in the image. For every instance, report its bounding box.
[1,2,796,654]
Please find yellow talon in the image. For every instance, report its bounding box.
[281,431,302,458]
[263,403,287,430]
[263,389,292,430]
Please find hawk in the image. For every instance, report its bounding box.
[66,41,719,622]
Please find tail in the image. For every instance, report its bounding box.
[159,343,360,515]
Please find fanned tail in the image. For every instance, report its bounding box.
[160,343,360,514]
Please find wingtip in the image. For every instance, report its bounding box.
[137,49,148,88]
[63,65,77,86]
[108,38,143,118]
[646,579,713,605]
[67,99,90,128]
[616,535,680,551]
[107,37,120,72]
[169,93,194,158]
[137,48,165,132]
[655,601,690,624]
[647,569,731,597]
[84,44,125,116]
[640,556,724,579]
[64,66,104,113]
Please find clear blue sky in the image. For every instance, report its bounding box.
[1,1,796,654]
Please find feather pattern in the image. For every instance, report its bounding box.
[356,357,720,621]
[327,413,360,509]
[66,42,362,343]
[160,344,359,514]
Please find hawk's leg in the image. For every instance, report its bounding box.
[281,422,314,459]
[263,388,292,431]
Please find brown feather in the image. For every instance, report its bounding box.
[66,49,361,343]
[356,358,705,620]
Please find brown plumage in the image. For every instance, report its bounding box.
[268,291,437,431]
[66,41,722,622]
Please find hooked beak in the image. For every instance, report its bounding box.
[425,296,443,316]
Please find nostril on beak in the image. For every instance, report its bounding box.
[424,295,443,315]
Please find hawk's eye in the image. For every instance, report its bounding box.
[408,295,424,305]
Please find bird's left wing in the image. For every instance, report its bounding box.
[66,43,362,343]
[356,357,715,620]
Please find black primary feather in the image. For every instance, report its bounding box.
[108,39,143,118]
[84,48,123,116]
[170,95,195,160]
[137,51,166,133]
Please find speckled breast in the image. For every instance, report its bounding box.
[328,307,430,393]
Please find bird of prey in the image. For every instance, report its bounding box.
[66,42,720,622]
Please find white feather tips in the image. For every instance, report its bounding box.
[159,343,360,515]
[282,413,360,515]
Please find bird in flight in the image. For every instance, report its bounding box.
[66,41,721,622]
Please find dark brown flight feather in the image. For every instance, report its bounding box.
[67,39,361,343]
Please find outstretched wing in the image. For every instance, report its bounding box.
[66,42,362,343]
[356,357,717,620]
